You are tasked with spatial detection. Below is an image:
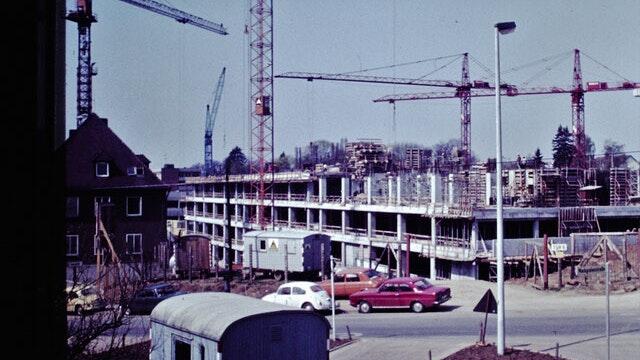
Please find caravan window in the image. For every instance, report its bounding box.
[259,239,267,251]
[173,338,191,360]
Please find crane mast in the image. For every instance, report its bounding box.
[67,0,97,127]
[204,67,226,176]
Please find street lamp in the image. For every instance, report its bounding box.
[494,20,516,356]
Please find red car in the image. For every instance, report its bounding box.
[349,277,451,313]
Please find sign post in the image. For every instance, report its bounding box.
[473,289,498,344]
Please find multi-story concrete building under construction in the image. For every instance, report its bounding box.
[179,166,640,280]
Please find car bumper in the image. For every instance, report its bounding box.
[318,300,340,310]
[434,294,450,305]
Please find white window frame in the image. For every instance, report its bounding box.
[94,196,112,205]
[126,234,142,255]
[96,162,109,177]
[126,196,142,216]
[66,196,79,218]
[66,235,79,256]
[127,166,144,176]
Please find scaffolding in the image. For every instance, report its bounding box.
[610,168,640,205]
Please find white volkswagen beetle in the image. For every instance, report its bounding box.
[262,281,338,311]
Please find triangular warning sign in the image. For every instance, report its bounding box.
[256,97,262,105]
[473,289,497,314]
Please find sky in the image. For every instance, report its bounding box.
[65,0,640,170]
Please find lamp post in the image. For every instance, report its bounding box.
[494,20,516,356]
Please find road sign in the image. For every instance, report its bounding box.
[577,265,605,273]
[473,289,497,314]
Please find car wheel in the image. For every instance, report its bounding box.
[273,271,284,281]
[410,301,424,313]
[74,305,84,316]
[358,301,371,314]
[302,302,315,311]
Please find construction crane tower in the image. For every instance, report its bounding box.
[204,67,226,176]
[67,0,228,127]
[248,0,274,229]
[66,0,97,127]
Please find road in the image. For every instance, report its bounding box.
[79,279,640,359]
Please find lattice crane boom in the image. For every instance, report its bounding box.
[204,67,226,176]
[117,0,228,34]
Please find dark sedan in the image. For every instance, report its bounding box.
[349,277,451,313]
[126,283,187,315]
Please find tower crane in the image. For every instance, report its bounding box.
[276,53,483,168]
[374,50,640,169]
[204,67,226,176]
[67,0,228,127]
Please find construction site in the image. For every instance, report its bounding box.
[63,1,640,288]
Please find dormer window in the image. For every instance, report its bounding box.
[127,166,144,176]
[96,162,109,177]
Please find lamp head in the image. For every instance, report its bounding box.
[495,21,516,35]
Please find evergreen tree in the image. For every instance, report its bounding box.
[552,126,574,168]
[533,148,544,168]
[224,146,248,174]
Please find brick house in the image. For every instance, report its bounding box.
[60,114,169,277]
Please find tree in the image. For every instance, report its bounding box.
[224,146,248,175]
[275,152,292,171]
[552,126,575,168]
[533,148,544,168]
[602,140,628,169]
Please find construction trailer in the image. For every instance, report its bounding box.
[150,292,330,360]
[242,230,331,280]
[174,234,211,279]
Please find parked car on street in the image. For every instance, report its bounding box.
[66,284,107,315]
[262,281,339,311]
[349,277,451,313]
[126,283,187,315]
[318,267,385,297]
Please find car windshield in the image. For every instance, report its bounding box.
[365,269,381,278]
[156,285,178,296]
[310,285,324,292]
[413,279,432,290]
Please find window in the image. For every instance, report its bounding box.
[310,285,324,293]
[333,274,345,282]
[346,274,359,282]
[95,162,109,177]
[398,284,412,292]
[259,239,267,251]
[126,234,142,254]
[127,166,144,176]
[126,196,142,216]
[66,235,79,256]
[173,338,191,360]
[413,279,432,290]
[66,197,79,218]
[380,284,397,292]
[94,196,111,205]
[292,287,306,295]
[277,287,291,295]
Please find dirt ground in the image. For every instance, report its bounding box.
[168,276,283,299]
[442,344,568,360]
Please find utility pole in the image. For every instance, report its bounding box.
[224,159,232,292]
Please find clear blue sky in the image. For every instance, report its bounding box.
[65,0,640,169]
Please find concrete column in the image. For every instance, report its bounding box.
[448,173,455,205]
[242,205,247,224]
[367,212,376,238]
[319,176,326,203]
[213,202,218,219]
[341,177,348,204]
[287,207,294,227]
[319,209,326,231]
[366,176,372,204]
[306,182,313,202]
[287,182,292,201]
[533,219,540,239]
[306,209,312,230]
[430,216,437,281]
[341,210,349,234]
[234,222,240,240]
[430,173,440,204]
[397,214,406,276]
[388,177,394,205]
[417,175,422,205]
[471,220,479,251]
[341,242,346,264]
[485,172,492,206]
[397,176,402,206]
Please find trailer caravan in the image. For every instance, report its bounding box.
[242,230,331,280]
[150,292,330,360]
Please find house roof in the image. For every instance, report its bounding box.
[151,292,329,342]
[59,114,167,191]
